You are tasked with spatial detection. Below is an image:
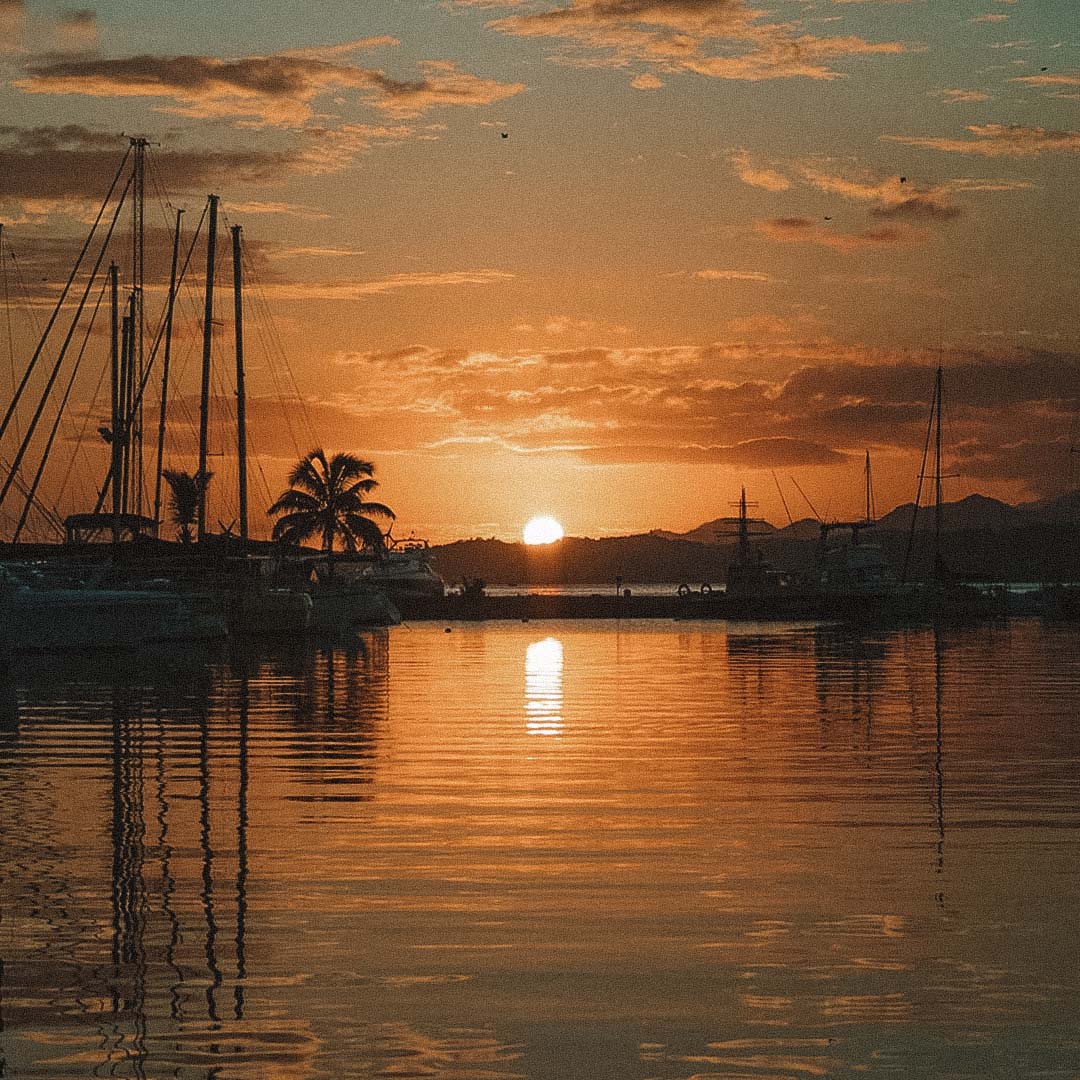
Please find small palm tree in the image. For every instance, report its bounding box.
[268,449,394,555]
[162,469,211,544]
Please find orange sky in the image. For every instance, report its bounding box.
[1,0,1078,542]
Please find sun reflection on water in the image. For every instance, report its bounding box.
[524,637,563,736]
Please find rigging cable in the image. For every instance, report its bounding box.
[771,469,794,527]
[0,171,133,517]
[1,228,22,445]
[789,476,822,523]
[13,276,109,541]
[901,374,937,584]
[0,142,133,444]
[54,322,110,510]
[91,200,208,514]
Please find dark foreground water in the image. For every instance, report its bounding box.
[2,618,1079,1079]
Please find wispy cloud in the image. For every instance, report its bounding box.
[729,149,791,191]
[14,47,525,127]
[729,153,965,221]
[755,216,920,252]
[255,269,515,300]
[1011,72,1080,88]
[0,124,290,206]
[692,269,774,282]
[934,88,991,104]
[481,0,905,84]
[227,200,331,220]
[267,246,367,259]
[886,123,1080,156]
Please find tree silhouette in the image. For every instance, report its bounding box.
[162,469,211,544]
[268,449,394,554]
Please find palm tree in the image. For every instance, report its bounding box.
[162,469,211,544]
[268,449,394,555]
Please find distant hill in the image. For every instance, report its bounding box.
[661,490,1080,542]
[650,517,778,545]
[876,493,1021,533]
[430,489,1080,586]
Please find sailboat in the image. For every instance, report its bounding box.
[0,139,317,643]
[898,366,1007,621]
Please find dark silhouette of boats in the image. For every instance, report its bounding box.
[0,139,401,645]
[679,370,1008,623]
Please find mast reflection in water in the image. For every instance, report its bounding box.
[2,621,1080,1078]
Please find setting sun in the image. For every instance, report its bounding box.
[523,516,564,545]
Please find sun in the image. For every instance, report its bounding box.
[523,515,565,545]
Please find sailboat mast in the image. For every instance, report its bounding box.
[934,365,943,579]
[131,138,146,520]
[120,293,136,517]
[232,224,248,544]
[864,451,872,524]
[153,208,182,531]
[197,193,218,543]
[110,263,121,544]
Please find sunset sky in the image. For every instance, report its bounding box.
[1,0,1078,542]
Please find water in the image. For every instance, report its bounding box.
[2,618,1080,1078]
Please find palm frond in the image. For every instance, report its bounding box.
[342,514,385,552]
[267,488,321,516]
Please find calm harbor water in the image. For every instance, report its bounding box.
[2,618,1080,1079]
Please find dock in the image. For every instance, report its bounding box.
[397,592,685,621]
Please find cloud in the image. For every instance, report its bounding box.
[253,269,516,300]
[934,88,991,104]
[944,176,1034,193]
[486,0,905,84]
[730,154,964,221]
[226,200,331,220]
[579,437,849,467]
[267,246,367,259]
[693,269,774,282]
[311,340,1080,500]
[375,60,526,118]
[0,125,291,206]
[885,123,1080,156]
[870,195,962,221]
[729,149,791,191]
[755,216,920,252]
[972,13,1008,22]
[630,72,664,89]
[1011,72,1080,88]
[14,49,525,127]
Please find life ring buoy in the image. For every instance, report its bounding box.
[677,583,691,597]
[700,582,713,595]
